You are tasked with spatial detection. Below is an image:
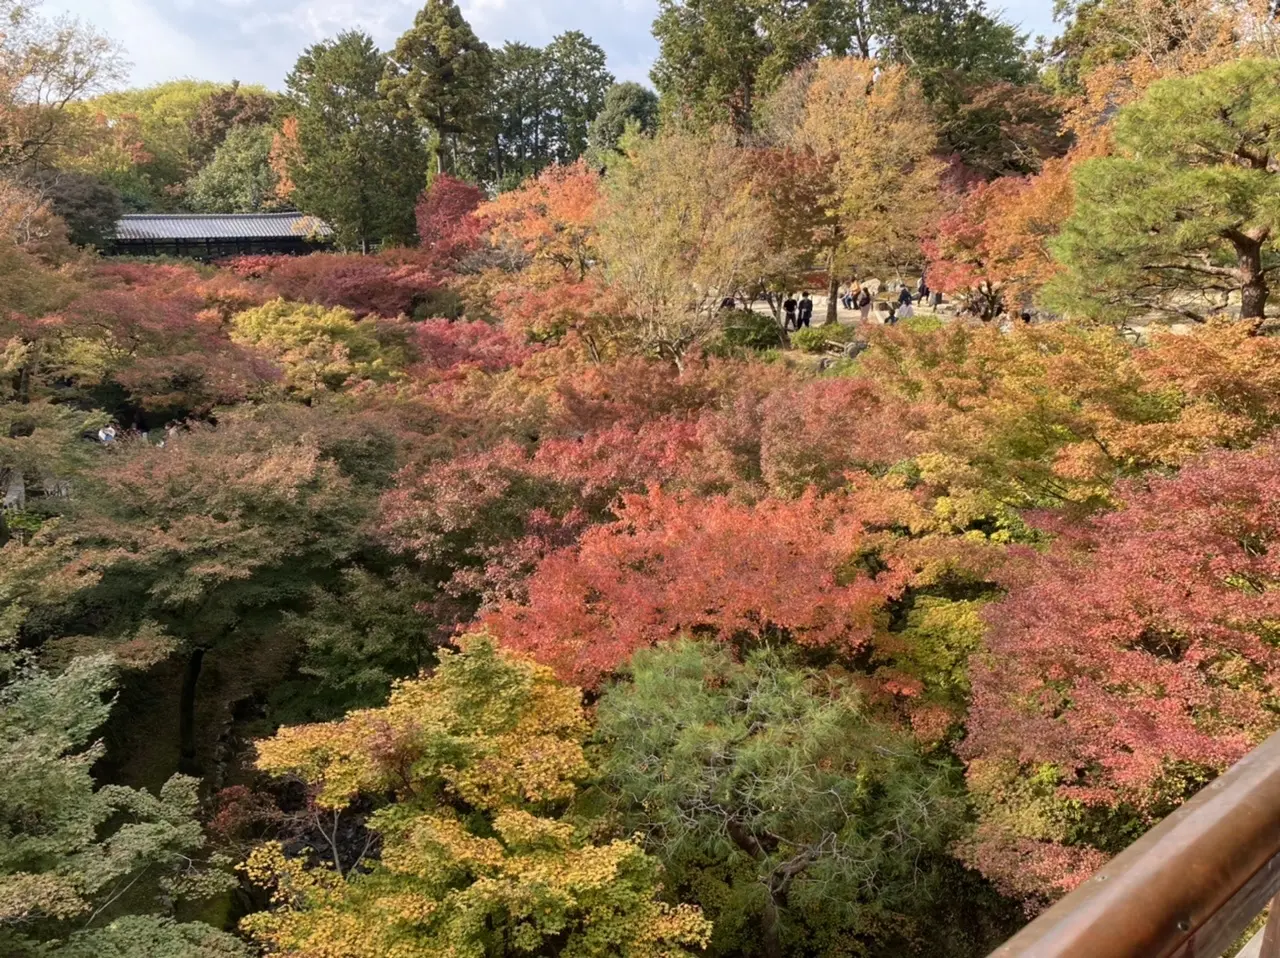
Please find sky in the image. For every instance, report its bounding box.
[47,0,1061,93]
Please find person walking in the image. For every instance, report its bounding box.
[783,295,798,330]
[857,286,873,322]
[797,292,814,328]
[897,285,914,319]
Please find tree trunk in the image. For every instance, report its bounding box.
[1228,230,1269,320]
[760,895,784,958]
[1240,253,1268,320]
[179,648,206,776]
[726,820,786,958]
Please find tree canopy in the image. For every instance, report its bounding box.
[587,82,660,161]
[598,641,992,958]
[10,4,1280,957]
[184,124,280,213]
[284,31,427,250]
[244,637,712,957]
[384,0,495,178]
[1050,59,1280,322]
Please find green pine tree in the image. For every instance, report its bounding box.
[285,30,426,251]
[383,0,495,178]
[595,640,1008,958]
[0,656,246,957]
[544,31,614,163]
[1049,58,1280,323]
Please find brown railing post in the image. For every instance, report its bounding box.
[1261,898,1280,957]
[988,729,1280,958]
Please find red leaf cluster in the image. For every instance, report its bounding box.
[62,282,276,413]
[964,442,1280,895]
[552,356,768,433]
[415,174,487,265]
[958,827,1110,908]
[378,416,705,606]
[486,489,908,687]
[222,253,445,318]
[492,277,624,348]
[408,319,534,381]
[759,377,920,496]
[924,178,1030,317]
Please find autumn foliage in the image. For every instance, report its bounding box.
[243,637,711,957]
[16,17,1280,955]
[223,251,446,318]
[413,173,486,265]
[963,443,1280,901]
[487,489,908,687]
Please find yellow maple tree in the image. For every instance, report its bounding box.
[243,635,711,958]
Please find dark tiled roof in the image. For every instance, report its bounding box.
[113,212,333,241]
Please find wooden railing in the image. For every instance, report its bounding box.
[989,730,1280,958]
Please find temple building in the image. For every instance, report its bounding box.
[107,212,333,259]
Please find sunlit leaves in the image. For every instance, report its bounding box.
[246,637,711,957]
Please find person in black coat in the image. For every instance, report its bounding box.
[797,293,814,328]
[856,287,873,321]
[783,296,799,330]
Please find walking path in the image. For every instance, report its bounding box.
[751,291,958,327]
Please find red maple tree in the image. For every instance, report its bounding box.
[964,442,1280,901]
[486,489,908,687]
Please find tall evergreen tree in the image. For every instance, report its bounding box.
[487,32,614,188]
[587,82,660,162]
[384,0,494,177]
[872,0,1033,98]
[491,42,552,188]
[284,31,426,251]
[651,0,855,132]
[544,31,614,163]
[651,0,1030,132]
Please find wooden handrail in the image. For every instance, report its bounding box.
[989,728,1280,958]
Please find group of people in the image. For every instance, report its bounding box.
[840,277,942,323]
[769,277,1039,333]
[782,293,816,330]
[94,420,185,447]
[779,278,941,329]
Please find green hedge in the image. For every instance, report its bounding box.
[791,324,865,353]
